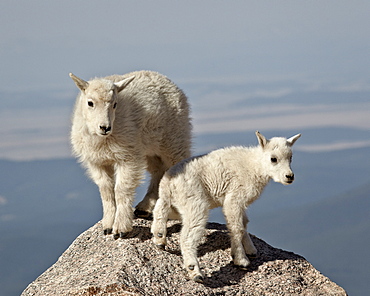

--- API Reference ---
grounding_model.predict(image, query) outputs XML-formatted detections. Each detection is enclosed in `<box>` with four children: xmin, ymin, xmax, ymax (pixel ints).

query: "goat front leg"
<box><xmin>242</xmin><ymin>211</ymin><xmax>257</xmax><ymax>258</ymax></box>
<box><xmin>223</xmin><ymin>199</ymin><xmax>250</xmax><ymax>269</ymax></box>
<box><xmin>87</xmin><ymin>163</ymin><xmax>116</xmax><ymax>235</ymax></box>
<box><xmin>113</xmin><ymin>162</ymin><xmax>143</xmax><ymax>239</ymax></box>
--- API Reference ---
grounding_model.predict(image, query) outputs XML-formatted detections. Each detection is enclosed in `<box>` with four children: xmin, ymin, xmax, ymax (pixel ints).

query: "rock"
<box><xmin>21</xmin><ymin>219</ymin><xmax>347</xmax><ymax>296</ymax></box>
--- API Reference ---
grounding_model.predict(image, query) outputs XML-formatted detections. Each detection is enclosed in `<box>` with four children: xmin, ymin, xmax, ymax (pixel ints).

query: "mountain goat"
<box><xmin>70</xmin><ymin>71</ymin><xmax>191</xmax><ymax>239</ymax></box>
<box><xmin>151</xmin><ymin>131</ymin><xmax>301</xmax><ymax>282</ymax></box>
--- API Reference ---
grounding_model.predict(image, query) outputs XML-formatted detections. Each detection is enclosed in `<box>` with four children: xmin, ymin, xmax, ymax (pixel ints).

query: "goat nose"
<box><xmin>99</xmin><ymin>125</ymin><xmax>111</xmax><ymax>133</ymax></box>
<box><xmin>286</xmin><ymin>174</ymin><xmax>294</xmax><ymax>180</ymax></box>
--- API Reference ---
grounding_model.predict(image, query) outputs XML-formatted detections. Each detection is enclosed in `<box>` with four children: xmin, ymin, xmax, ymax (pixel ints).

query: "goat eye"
<box><xmin>271</xmin><ymin>157</ymin><xmax>278</xmax><ymax>163</ymax></box>
<box><xmin>113</xmin><ymin>102</ymin><xmax>117</xmax><ymax>109</ymax></box>
<box><xmin>88</xmin><ymin>101</ymin><xmax>94</xmax><ymax>108</ymax></box>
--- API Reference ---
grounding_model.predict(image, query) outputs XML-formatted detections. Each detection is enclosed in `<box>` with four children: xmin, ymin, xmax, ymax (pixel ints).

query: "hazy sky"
<box><xmin>1</xmin><ymin>1</ymin><xmax>369</xmax><ymax>89</ymax></box>
<box><xmin>1</xmin><ymin>1</ymin><xmax>370</xmax><ymax>159</ymax></box>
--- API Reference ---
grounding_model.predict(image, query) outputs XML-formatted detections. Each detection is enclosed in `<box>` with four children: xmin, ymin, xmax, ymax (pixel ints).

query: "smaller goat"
<box><xmin>151</xmin><ymin>131</ymin><xmax>301</xmax><ymax>282</ymax></box>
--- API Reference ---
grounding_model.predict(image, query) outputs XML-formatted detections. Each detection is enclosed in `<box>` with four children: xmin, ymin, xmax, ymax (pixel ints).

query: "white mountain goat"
<box><xmin>70</xmin><ymin>71</ymin><xmax>191</xmax><ymax>239</ymax></box>
<box><xmin>151</xmin><ymin>131</ymin><xmax>301</xmax><ymax>282</ymax></box>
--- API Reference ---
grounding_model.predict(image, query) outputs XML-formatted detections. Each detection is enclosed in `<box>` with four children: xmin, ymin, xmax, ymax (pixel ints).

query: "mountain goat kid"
<box><xmin>70</xmin><ymin>71</ymin><xmax>191</xmax><ymax>239</ymax></box>
<box><xmin>151</xmin><ymin>131</ymin><xmax>301</xmax><ymax>282</ymax></box>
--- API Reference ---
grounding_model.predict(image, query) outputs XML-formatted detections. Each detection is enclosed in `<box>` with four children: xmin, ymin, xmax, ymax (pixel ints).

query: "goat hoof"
<box><xmin>232</xmin><ymin>259</ymin><xmax>249</xmax><ymax>270</ymax></box>
<box><xmin>134</xmin><ymin>209</ymin><xmax>153</xmax><ymax>220</ymax></box>
<box><xmin>113</xmin><ymin>231</ymin><xmax>129</xmax><ymax>240</ymax></box>
<box><xmin>119</xmin><ymin>232</ymin><xmax>128</xmax><ymax>239</ymax></box>
<box><xmin>236</xmin><ymin>264</ymin><xmax>249</xmax><ymax>270</ymax></box>
<box><xmin>193</xmin><ymin>275</ymin><xmax>204</xmax><ymax>283</ymax></box>
<box><xmin>156</xmin><ymin>244</ymin><xmax>166</xmax><ymax>250</ymax></box>
<box><xmin>103</xmin><ymin>228</ymin><xmax>112</xmax><ymax>235</ymax></box>
<box><xmin>248</xmin><ymin>253</ymin><xmax>257</xmax><ymax>259</ymax></box>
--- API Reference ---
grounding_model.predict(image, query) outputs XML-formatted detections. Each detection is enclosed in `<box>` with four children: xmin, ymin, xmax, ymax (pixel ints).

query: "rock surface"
<box><xmin>22</xmin><ymin>219</ymin><xmax>346</xmax><ymax>296</ymax></box>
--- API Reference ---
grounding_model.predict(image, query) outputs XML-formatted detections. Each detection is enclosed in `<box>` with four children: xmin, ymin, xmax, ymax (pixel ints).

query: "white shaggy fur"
<box><xmin>70</xmin><ymin>70</ymin><xmax>191</xmax><ymax>239</ymax></box>
<box><xmin>151</xmin><ymin>131</ymin><xmax>301</xmax><ymax>282</ymax></box>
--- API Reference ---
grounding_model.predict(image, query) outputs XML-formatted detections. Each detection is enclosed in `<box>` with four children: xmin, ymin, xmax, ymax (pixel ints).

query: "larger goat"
<box><xmin>151</xmin><ymin>131</ymin><xmax>301</xmax><ymax>282</ymax></box>
<box><xmin>70</xmin><ymin>71</ymin><xmax>191</xmax><ymax>239</ymax></box>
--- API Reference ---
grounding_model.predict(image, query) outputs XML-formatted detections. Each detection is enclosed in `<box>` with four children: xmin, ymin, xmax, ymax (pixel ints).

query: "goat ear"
<box><xmin>287</xmin><ymin>134</ymin><xmax>301</xmax><ymax>146</ymax></box>
<box><xmin>115</xmin><ymin>75</ymin><xmax>135</xmax><ymax>93</ymax></box>
<box><xmin>69</xmin><ymin>73</ymin><xmax>89</xmax><ymax>92</ymax></box>
<box><xmin>256</xmin><ymin>131</ymin><xmax>268</xmax><ymax>148</ymax></box>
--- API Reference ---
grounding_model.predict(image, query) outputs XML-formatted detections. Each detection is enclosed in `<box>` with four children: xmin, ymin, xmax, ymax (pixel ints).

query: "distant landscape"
<box><xmin>0</xmin><ymin>126</ymin><xmax>369</xmax><ymax>296</ymax></box>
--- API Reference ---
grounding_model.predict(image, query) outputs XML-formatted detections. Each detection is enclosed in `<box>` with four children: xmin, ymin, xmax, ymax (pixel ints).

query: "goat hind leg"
<box><xmin>135</xmin><ymin>155</ymin><xmax>167</xmax><ymax>219</ymax></box>
<box><xmin>151</xmin><ymin>198</ymin><xmax>170</xmax><ymax>249</ymax></box>
<box><xmin>180</xmin><ymin>206</ymin><xmax>208</xmax><ymax>283</ymax></box>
